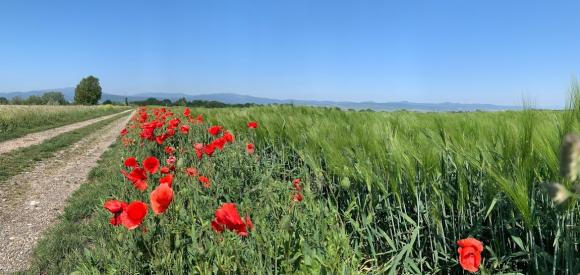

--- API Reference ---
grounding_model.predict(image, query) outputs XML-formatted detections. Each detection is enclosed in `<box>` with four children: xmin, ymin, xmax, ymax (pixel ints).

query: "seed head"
<box><xmin>560</xmin><ymin>133</ymin><xmax>580</xmax><ymax>181</ymax></box>
<box><xmin>546</xmin><ymin>183</ymin><xmax>571</xmax><ymax>204</ymax></box>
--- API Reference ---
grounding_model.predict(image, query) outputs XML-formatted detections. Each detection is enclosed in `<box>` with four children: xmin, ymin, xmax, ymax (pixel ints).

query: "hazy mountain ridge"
<box><xmin>0</xmin><ymin>88</ymin><xmax>522</xmax><ymax>111</ymax></box>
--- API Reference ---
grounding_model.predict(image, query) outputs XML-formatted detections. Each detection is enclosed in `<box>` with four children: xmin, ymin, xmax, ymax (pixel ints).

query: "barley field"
<box><xmin>24</xmin><ymin>88</ymin><xmax>579</xmax><ymax>274</ymax></box>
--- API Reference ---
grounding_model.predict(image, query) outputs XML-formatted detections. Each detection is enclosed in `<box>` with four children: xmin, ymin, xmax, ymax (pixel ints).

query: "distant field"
<box><xmin>28</xmin><ymin>103</ymin><xmax>579</xmax><ymax>274</ymax></box>
<box><xmin>0</xmin><ymin>105</ymin><xmax>129</xmax><ymax>142</ymax></box>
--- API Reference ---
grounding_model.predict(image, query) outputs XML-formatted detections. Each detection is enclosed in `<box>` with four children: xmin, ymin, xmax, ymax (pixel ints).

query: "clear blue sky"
<box><xmin>0</xmin><ymin>0</ymin><xmax>578</xmax><ymax>107</ymax></box>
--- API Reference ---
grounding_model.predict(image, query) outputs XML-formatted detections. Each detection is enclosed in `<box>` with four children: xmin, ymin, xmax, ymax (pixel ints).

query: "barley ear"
<box><xmin>559</xmin><ymin>133</ymin><xmax>580</xmax><ymax>181</ymax></box>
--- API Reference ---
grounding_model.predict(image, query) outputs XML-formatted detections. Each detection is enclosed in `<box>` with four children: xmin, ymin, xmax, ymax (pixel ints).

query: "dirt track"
<box><xmin>0</xmin><ymin>111</ymin><xmax>133</xmax><ymax>274</ymax></box>
<box><xmin>0</xmin><ymin>109</ymin><xmax>132</xmax><ymax>156</ymax></box>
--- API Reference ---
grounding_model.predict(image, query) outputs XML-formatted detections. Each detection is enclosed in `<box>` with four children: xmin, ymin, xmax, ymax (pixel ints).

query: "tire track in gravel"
<box><xmin>0</xmin><ymin>109</ymin><xmax>132</xmax><ymax>156</ymax></box>
<box><xmin>0</xmin><ymin>110</ymin><xmax>134</xmax><ymax>274</ymax></box>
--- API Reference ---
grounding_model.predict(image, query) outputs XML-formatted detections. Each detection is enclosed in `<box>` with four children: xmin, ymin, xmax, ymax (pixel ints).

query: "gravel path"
<box><xmin>0</xmin><ymin>111</ymin><xmax>134</xmax><ymax>274</ymax></box>
<box><xmin>0</xmin><ymin>109</ymin><xmax>132</xmax><ymax>156</ymax></box>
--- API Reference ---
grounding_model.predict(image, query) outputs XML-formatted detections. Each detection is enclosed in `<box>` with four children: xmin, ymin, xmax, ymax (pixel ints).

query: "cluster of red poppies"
<box><xmin>104</xmin><ymin>155</ymin><xmax>174</xmax><ymax>229</ymax></box>
<box><xmin>104</xmin><ymin>107</ymin><xmax>261</xmax><ymax>236</ymax></box>
<box><xmin>291</xmin><ymin>178</ymin><xmax>303</xmax><ymax>202</ymax></box>
<box><xmin>193</xmin><ymin>126</ymin><xmax>235</xmax><ymax>160</ymax></box>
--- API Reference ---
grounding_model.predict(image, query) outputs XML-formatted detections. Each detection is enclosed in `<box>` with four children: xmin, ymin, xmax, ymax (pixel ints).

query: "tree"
<box><xmin>175</xmin><ymin>97</ymin><xmax>188</xmax><ymax>106</ymax></box>
<box><xmin>162</xmin><ymin>99</ymin><xmax>172</xmax><ymax>106</ymax></box>
<box><xmin>26</xmin><ymin>95</ymin><xmax>44</xmax><ymax>105</ymax></box>
<box><xmin>41</xmin><ymin>91</ymin><xmax>67</xmax><ymax>105</ymax></box>
<box><xmin>74</xmin><ymin>75</ymin><xmax>102</xmax><ymax>105</ymax></box>
<box><xmin>10</xmin><ymin>96</ymin><xmax>23</xmax><ymax>105</ymax></box>
<box><xmin>0</xmin><ymin>97</ymin><xmax>8</xmax><ymax>105</ymax></box>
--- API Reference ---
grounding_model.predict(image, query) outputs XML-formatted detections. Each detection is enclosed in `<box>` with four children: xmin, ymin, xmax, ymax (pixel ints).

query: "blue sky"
<box><xmin>0</xmin><ymin>1</ymin><xmax>578</xmax><ymax>107</ymax></box>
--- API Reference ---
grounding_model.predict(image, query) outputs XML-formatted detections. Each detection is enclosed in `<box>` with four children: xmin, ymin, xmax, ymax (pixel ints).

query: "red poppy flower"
<box><xmin>166</xmin><ymin>128</ymin><xmax>176</xmax><ymax>137</ymax></box>
<box><xmin>457</xmin><ymin>238</ymin><xmax>484</xmax><ymax>273</ymax></box>
<box><xmin>121</xmin><ymin>201</ymin><xmax>148</xmax><ymax>230</ymax></box>
<box><xmin>198</xmin><ymin>175</ymin><xmax>211</xmax><ymax>188</ymax></box>
<box><xmin>143</xmin><ymin>156</ymin><xmax>160</xmax><ymax>174</ymax></box>
<box><xmin>160</xmin><ymin>166</ymin><xmax>170</xmax><ymax>174</ymax></box>
<box><xmin>150</xmin><ymin>184</ymin><xmax>173</xmax><ymax>215</ymax></box>
<box><xmin>246</xmin><ymin>143</ymin><xmax>255</xmax><ymax>154</ymax></box>
<box><xmin>120</xmin><ymin>128</ymin><xmax>128</xmax><ymax>136</ymax></box>
<box><xmin>186</xmin><ymin>167</ymin><xmax>197</xmax><ymax>177</ymax></box>
<box><xmin>212</xmin><ymin>137</ymin><xmax>227</xmax><ymax>150</ymax></box>
<box><xmin>156</xmin><ymin>135</ymin><xmax>166</xmax><ymax>145</ymax></box>
<box><xmin>168</xmin><ymin>118</ymin><xmax>181</xmax><ymax>128</ymax></box>
<box><xmin>183</xmin><ymin>108</ymin><xmax>191</xmax><ymax>117</ymax></box>
<box><xmin>211</xmin><ymin>203</ymin><xmax>252</xmax><ymax>236</ymax></box>
<box><xmin>180</xmin><ymin>125</ymin><xmax>190</xmax><ymax>134</ymax></box>
<box><xmin>223</xmin><ymin>131</ymin><xmax>235</xmax><ymax>143</ymax></box>
<box><xmin>129</xmin><ymin>167</ymin><xmax>147</xmax><ymax>180</ymax></box>
<box><xmin>197</xmin><ymin>114</ymin><xmax>203</xmax><ymax>123</ymax></box>
<box><xmin>194</xmin><ymin>143</ymin><xmax>204</xmax><ymax>159</ymax></box>
<box><xmin>204</xmin><ymin>144</ymin><xmax>215</xmax><ymax>156</ymax></box>
<box><xmin>292</xmin><ymin>178</ymin><xmax>302</xmax><ymax>191</ymax></box>
<box><xmin>159</xmin><ymin>174</ymin><xmax>174</xmax><ymax>187</ymax></box>
<box><xmin>211</xmin><ymin>220</ymin><xmax>224</xmax><ymax>233</ymax></box>
<box><xmin>247</xmin><ymin>121</ymin><xmax>258</xmax><ymax>129</ymax></box>
<box><xmin>133</xmin><ymin>180</ymin><xmax>148</xmax><ymax>191</ymax></box>
<box><xmin>121</xmin><ymin>168</ymin><xmax>148</xmax><ymax>191</ymax></box>
<box><xmin>208</xmin><ymin>126</ymin><xmax>222</xmax><ymax>136</ymax></box>
<box><xmin>124</xmin><ymin>157</ymin><xmax>138</xmax><ymax>168</ymax></box>
<box><xmin>164</xmin><ymin>146</ymin><xmax>176</xmax><ymax>155</ymax></box>
<box><xmin>103</xmin><ymin>200</ymin><xmax>127</xmax><ymax>226</ymax></box>
<box><xmin>293</xmin><ymin>193</ymin><xmax>303</xmax><ymax>202</ymax></box>
<box><xmin>166</xmin><ymin>156</ymin><xmax>176</xmax><ymax>165</ymax></box>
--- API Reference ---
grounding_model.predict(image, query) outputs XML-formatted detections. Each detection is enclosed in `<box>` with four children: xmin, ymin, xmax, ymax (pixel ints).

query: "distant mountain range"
<box><xmin>0</xmin><ymin>87</ymin><xmax>523</xmax><ymax>112</ymax></box>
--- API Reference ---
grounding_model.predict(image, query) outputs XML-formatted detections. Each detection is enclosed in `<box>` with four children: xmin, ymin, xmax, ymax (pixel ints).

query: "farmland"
<box><xmin>22</xmin><ymin>98</ymin><xmax>579</xmax><ymax>273</ymax></box>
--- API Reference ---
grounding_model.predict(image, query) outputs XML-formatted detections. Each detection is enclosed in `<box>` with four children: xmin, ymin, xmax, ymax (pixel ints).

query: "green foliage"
<box><xmin>74</xmin><ymin>75</ymin><xmax>102</xmax><ymax>105</ymax></box>
<box><xmin>42</xmin><ymin>91</ymin><xmax>68</xmax><ymax>105</ymax></box>
<box><xmin>4</xmin><ymin>91</ymin><xmax>68</xmax><ymax>105</ymax></box>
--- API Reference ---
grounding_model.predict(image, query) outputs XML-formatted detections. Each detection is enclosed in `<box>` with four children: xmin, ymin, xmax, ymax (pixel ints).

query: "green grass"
<box><xmin>0</xmin><ymin>105</ymin><xmax>129</xmax><ymax>142</ymax></box>
<box><xmin>24</xmin><ymin>86</ymin><xmax>580</xmax><ymax>274</ymax></box>
<box><xmin>0</xmin><ymin>111</ymin><xmax>129</xmax><ymax>184</ymax></box>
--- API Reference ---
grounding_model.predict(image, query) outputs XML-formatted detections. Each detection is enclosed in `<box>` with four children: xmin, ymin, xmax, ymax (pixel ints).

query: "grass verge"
<box><xmin>20</xmin><ymin>142</ymin><xmax>124</xmax><ymax>274</ymax></box>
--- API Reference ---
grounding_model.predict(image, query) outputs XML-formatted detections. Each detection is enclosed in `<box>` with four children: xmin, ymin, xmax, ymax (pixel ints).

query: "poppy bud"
<box><xmin>340</xmin><ymin>177</ymin><xmax>351</xmax><ymax>189</ymax></box>
<box><xmin>176</xmin><ymin>157</ymin><xmax>185</xmax><ymax>169</ymax></box>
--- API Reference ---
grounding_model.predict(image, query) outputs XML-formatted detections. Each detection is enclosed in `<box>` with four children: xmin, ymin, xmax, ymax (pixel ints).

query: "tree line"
<box><xmin>1</xmin><ymin>75</ymin><xmax>257</xmax><ymax>108</ymax></box>
<box><xmin>0</xmin><ymin>91</ymin><xmax>68</xmax><ymax>105</ymax></box>
<box><xmin>129</xmin><ymin>97</ymin><xmax>256</xmax><ymax>108</ymax></box>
